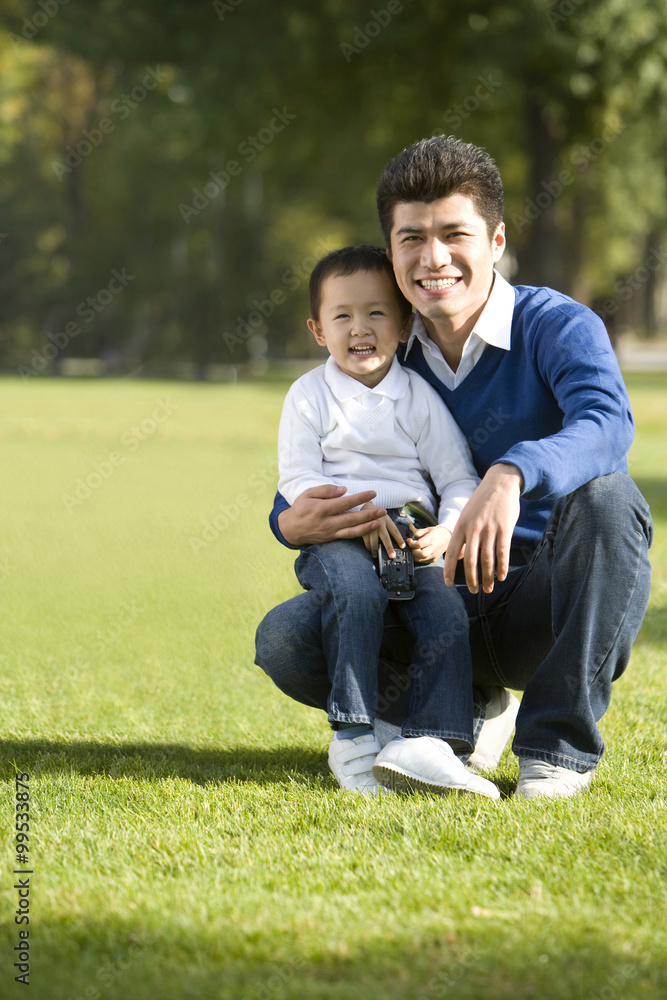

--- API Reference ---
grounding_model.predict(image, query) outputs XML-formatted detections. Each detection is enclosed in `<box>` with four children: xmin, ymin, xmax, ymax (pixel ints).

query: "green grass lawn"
<box><xmin>0</xmin><ymin>372</ymin><xmax>665</xmax><ymax>1000</ymax></box>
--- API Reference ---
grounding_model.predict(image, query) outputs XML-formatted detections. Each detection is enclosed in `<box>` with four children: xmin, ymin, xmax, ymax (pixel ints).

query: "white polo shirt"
<box><xmin>277</xmin><ymin>355</ymin><xmax>480</xmax><ymax>532</ymax></box>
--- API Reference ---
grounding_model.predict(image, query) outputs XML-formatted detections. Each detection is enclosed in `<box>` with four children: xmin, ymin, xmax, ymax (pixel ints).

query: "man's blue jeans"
<box><xmin>255</xmin><ymin>473</ymin><xmax>653</xmax><ymax>771</ymax></box>
<box><xmin>294</xmin><ymin>534</ymin><xmax>475</xmax><ymax>748</ymax></box>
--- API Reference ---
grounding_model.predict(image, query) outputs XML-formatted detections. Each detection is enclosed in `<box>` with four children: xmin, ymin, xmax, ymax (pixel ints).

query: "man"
<box><xmin>256</xmin><ymin>136</ymin><xmax>653</xmax><ymax>799</ymax></box>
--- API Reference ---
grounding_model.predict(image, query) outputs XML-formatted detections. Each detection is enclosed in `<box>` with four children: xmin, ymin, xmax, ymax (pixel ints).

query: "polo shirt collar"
<box><xmin>324</xmin><ymin>354</ymin><xmax>409</xmax><ymax>401</ymax></box>
<box><xmin>404</xmin><ymin>269</ymin><xmax>515</xmax><ymax>358</ymax></box>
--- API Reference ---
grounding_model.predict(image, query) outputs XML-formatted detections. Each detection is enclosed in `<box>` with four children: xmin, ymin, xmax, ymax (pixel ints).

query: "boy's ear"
<box><xmin>307</xmin><ymin>318</ymin><xmax>327</xmax><ymax>347</ymax></box>
<box><xmin>399</xmin><ymin>313</ymin><xmax>414</xmax><ymax>343</ymax></box>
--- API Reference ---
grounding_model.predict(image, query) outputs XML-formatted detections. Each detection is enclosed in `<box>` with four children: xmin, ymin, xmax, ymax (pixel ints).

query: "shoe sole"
<box><xmin>372</xmin><ymin>762</ymin><xmax>497</xmax><ymax>799</ymax></box>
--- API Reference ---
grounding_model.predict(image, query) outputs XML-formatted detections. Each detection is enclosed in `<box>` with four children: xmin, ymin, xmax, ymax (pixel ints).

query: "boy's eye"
<box><xmin>370</xmin><ymin>310</ymin><xmax>385</xmax><ymax>316</ymax></box>
<box><xmin>334</xmin><ymin>313</ymin><xmax>350</xmax><ymax>320</ymax></box>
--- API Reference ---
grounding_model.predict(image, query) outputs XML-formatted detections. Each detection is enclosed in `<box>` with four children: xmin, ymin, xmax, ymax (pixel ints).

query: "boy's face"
<box><xmin>307</xmin><ymin>269</ymin><xmax>411</xmax><ymax>388</ymax></box>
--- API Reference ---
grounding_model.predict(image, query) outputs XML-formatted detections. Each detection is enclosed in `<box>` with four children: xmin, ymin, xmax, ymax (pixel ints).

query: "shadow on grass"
<box><xmin>17</xmin><ymin>916</ymin><xmax>667</xmax><ymax>1000</ymax></box>
<box><xmin>0</xmin><ymin>739</ymin><xmax>520</xmax><ymax>796</ymax></box>
<box><xmin>0</xmin><ymin>739</ymin><xmax>329</xmax><ymax>786</ymax></box>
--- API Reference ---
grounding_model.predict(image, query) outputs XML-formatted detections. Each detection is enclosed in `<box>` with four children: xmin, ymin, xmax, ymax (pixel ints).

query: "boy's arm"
<box><xmin>273</xmin><ymin>382</ymin><xmax>386</xmax><ymax>547</ymax></box>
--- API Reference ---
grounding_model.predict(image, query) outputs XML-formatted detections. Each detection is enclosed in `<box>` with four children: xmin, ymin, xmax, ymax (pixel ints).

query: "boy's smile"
<box><xmin>307</xmin><ymin>270</ymin><xmax>412</xmax><ymax>388</ymax></box>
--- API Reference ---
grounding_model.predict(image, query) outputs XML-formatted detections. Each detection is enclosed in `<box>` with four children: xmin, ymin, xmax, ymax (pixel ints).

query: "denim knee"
<box><xmin>552</xmin><ymin>472</ymin><xmax>653</xmax><ymax>547</ymax></box>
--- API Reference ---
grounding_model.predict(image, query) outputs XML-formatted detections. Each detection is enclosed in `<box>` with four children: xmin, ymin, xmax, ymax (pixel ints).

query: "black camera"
<box><xmin>375</xmin><ymin>502</ymin><xmax>437</xmax><ymax>600</ymax></box>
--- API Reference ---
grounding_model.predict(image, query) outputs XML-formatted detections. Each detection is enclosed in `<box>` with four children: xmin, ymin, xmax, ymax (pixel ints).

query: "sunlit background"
<box><xmin>1</xmin><ymin>0</ymin><xmax>666</xmax><ymax>380</ymax></box>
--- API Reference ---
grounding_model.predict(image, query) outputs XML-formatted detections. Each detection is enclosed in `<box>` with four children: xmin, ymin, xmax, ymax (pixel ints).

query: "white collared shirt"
<box><xmin>404</xmin><ymin>270</ymin><xmax>516</xmax><ymax>389</ymax></box>
<box><xmin>278</xmin><ymin>355</ymin><xmax>480</xmax><ymax>531</ymax></box>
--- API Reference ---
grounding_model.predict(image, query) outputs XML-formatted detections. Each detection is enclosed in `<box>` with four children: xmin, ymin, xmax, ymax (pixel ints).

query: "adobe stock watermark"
<box><xmin>0</xmin><ymin>551</ymin><xmax>16</xmax><ymax>586</ymax></box>
<box><xmin>189</xmin><ymin>460</ymin><xmax>279</xmax><ymax>553</ymax></box>
<box><xmin>179</xmin><ymin>107</ymin><xmax>296</xmax><ymax>223</ymax></box>
<box><xmin>241</xmin><ymin>958</ymin><xmax>305</xmax><ymax>1000</ymax></box>
<box><xmin>9</xmin><ymin>0</ymin><xmax>70</xmax><ymax>48</ymax></box>
<box><xmin>61</xmin><ymin>397</ymin><xmax>180</xmax><ymax>512</ymax></box>
<box><xmin>213</xmin><ymin>0</ymin><xmax>242</xmax><ymax>20</ymax></box>
<box><xmin>466</xmin><ymin>406</ymin><xmax>511</xmax><ymax>453</ymax></box>
<box><xmin>65</xmin><ymin>932</ymin><xmax>158</xmax><ymax>1000</ymax></box>
<box><xmin>52</xmin><ymin>67</ymin><xmax>168</xmax><ymax>181</ymax></box>
<box><xmin>18</xmin><ymin>268</ymin><xmax>135</xmax><ymax>381</ymax></box>
<box><xmin>511</xmin><ymin>121</ymin><xmax>628</xmax><ymax>234</ymax></box>
<box><xmin>222</xmin><ymin>242</ymin><xmax>330</xmax><ymax>352</ymax></box>
<box><xmin>417</xmin><ymin>943</ymin><xmax>477</xmax><ymax>998</ymax></box>
<box><xmin>340</xmin><ymin>0</ymin><xmax>413</xmax><ymax>63</ymax></box>
<box><xmin>546</xmin><ymin>0</ymin><xmax>586</xmax><ymax>30</ymax></box>
<box><xmin>431</xmin><ymin>74</ymin><xmax>502</xmax><ymax>132</ymax></box>
<box><xmin>587</xmin><ymin>964</ymin><xmax>638</xmax><ymax>1000</ymax></box>
<box><xmin>595</xmin><ymin>244</ymin><xmax>667</xmax><ymax>323</ymax></box>
<box><xmin>68</xmin><ymin>600</ymin><xmax>145</xmax><ymax>672</ymax></box>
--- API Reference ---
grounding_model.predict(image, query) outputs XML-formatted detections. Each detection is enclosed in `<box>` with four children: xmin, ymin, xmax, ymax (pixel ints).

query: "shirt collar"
<box><xmin>323</xmin><ymin>354</ymin><xmax>409</xmax><ymax>401</ymax></box>
<box><xmin>404</xmin><ymin>269</ymin><xmax>515</xmax><ymax>359</ymax></box>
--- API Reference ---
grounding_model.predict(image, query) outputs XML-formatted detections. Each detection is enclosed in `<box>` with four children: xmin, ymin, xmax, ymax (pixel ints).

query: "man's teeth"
<box><xmin>349</xmin><ymin>346</ymin><xmax>375</xmax><ymax>355</ymax></box>
<box><xmin>420</xmin><ymin>277</ymin><xmax>459</xmax><ymax>289</ymax></box>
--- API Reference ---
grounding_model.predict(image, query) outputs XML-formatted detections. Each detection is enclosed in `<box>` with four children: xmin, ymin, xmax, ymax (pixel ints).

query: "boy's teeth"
<box><xmin>350</xmin><ymin>346</ymin><xmax>375</xmax><ymax>354</ymax></box>
<box><xmin>420</xmin><ymin>277</ymin><xmax>458</xmax><ymax>289</ymax></box>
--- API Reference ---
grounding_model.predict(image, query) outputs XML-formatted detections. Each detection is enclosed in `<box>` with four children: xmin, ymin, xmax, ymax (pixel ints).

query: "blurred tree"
<box><xmin>0</xmin><ymin>0</ymin><xmax>665</xmax><ymax>373</ymax></box>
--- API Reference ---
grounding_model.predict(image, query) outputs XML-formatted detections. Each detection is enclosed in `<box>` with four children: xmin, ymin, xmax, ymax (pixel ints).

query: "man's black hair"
<box><xmin>376</xmin><ymin>136</ymin><xmax>504</xmax><ymax>244</ymax></box>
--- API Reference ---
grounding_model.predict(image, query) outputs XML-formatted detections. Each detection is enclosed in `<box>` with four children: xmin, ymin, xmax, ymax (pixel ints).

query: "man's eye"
<box><xmin>370</xmin><ymin>310</ymin><xmax>385</xmax><ymax>316</ymax></box>
<box><xmin>334</xmin><ymin>313</ymin><xmax>349</xmax><ymax>320</ymax></box>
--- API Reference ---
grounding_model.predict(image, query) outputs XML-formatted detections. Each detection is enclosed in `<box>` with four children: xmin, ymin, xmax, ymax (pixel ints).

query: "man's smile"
<box><xmin>417</xmin><ymin>277</ymin><xmax>461</xmax><ymax>290</ymax></box>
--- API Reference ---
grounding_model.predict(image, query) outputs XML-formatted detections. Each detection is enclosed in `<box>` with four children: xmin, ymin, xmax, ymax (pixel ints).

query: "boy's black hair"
<box><xmin>309</xmin><ymin>245</ymin><xmax>412</xmax><ymax>322</ymax></box>
<box><xmin>376</xmin><ymin>136</ymin><xmax>504</xmax><ymax>244</ymax></box>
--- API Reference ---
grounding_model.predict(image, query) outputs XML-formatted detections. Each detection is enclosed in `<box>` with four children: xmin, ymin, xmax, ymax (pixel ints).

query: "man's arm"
<box><xmin>443</xmin><ymin>463</ymin><xmax>522</xmax><ymax>593</ymax></box>
<box><xmin>274</xmin><ymin>486</ymin><xmax>386</xmax><ymax>547</ymax></box>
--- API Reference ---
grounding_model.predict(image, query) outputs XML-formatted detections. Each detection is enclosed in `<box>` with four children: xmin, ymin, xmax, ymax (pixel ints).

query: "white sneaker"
<box><xmin>514</xmin><ymin>757</ymin><xmax>595</xmax><ymax>800</ymax></box>
<box><xmin>465</xmin><ymin>687</ymin><xmax>520</xmax><ymax>774</ymax></box>
<box><xmin>328</xmin><ymin>732</ymin><xmax>382</xmax><ymax>795</ymax></box>
<box><xmin>372</xmin><ymin>736</ymin><xmax>500</xmax><ymax>799</ymax></box>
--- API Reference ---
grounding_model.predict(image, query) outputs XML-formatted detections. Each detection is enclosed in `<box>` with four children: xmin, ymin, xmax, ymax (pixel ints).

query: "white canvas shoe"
<box><xmin>465</xmin><ymin>687</ymin><xmax>520</xmax><ymax>774</ymax></box>
<box><xmin>328</xmin><ymin>732</ymin><xmax>383</xmax><ymax>794</ymax></box>
<box><xmin>514</xmin><ymin>757</ymin><xmax>595</xmax><ymax>799</ymax></box>
<box><xmin>372</xmin><ymin>736</ymin><xmax>500</xmax><ymax>799</ymax></box>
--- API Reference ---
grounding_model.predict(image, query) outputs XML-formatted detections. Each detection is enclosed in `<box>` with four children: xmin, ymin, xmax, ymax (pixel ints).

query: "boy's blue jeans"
<box><xmin>293</xmin><ymin>513</ymin><xmax>475</xmax><ymax>748</ymax></box>
<box><xmin>255</xmin><ymin>473</ymin><xmax>653</xmax><ymax>772</ymax></box>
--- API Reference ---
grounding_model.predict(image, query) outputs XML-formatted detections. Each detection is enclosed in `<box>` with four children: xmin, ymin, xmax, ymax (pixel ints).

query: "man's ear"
<box><xmin>385</xmin><ymin>245</ymin><xmax>393</xmax><ymax>263</ymax></box>
<box><xmin>399</xmin><ymin>313</ymin><xmax>414</xmax><ymax>343</ymax></box>
<box><xmin>307</xmin><ymin>318</ymin><xmax>327</xmax><ymax>348</ymax></box>
<box><xmin>492</xmin><ymin>222</ymin><xmax>506</xmax><ymax>262</ymax></box>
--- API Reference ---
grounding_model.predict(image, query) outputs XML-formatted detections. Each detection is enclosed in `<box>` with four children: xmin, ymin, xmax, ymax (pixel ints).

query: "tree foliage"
<box><xmin>1</xmin><ymin>0</ymin><xmax>666</xmax><ymax>374</ymax></box>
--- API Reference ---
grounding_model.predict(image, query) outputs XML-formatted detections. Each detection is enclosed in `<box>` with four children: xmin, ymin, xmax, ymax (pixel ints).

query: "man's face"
<box><xmin>307</xmin><ymin>269</ymin><xmax>410</xmax><ymax>388</ymax></box>
<box><xmin>388</xmin><ymin>194</ymin><xmax>505</xmax><ymax>332</ymax></box>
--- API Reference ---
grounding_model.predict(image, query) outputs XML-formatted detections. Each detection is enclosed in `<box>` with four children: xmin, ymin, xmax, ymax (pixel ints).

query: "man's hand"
<box><xmin>443</xmin><ymin>464</ymin><xmax>523</xmax><ymax>593</ymax></box>
<box><xmin>277</xmin><ymin>484</ymin><xmax>386</xmax><ymax>547</ymax></box>
<box><xmin>361</xmin><ymin>503</ymin><xmax>406</xmax><ymax>558</ymax></box>
<box><xmin>406</xmin><ymin>524</ymin><xmax>452</xmax><ymax>564</ymax></box>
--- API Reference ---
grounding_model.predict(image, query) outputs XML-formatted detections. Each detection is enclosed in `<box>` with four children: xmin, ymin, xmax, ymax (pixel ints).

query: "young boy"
<box><xmin>276</xmin><ymin>246</ymin><xmax>499</xmax><ymax>799</ymax></box>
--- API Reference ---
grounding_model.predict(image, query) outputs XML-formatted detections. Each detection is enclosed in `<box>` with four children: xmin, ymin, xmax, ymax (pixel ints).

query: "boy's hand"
<box><xmin>406</xmin><ymin>524</ymin><xmax>452</xmax><ymax>564</ymax></box>
<box><xmin>360</xmin><ymin>503</ymin><xmax>405</xmax><ymax>558</ymax></box>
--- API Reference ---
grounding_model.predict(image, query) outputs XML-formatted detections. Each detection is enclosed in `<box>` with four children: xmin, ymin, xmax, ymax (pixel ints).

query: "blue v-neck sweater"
<box><xmin>270</xmin><ymin>284</ymin><xmax>634</xmax><ymax>552</ymax></box>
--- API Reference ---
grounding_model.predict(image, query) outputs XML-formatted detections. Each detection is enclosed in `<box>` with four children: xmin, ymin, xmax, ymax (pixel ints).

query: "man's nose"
<box><xmin>420</xmin><ymin>239</ymin><xmax>452</xmax><ymax>269</ymax></box>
